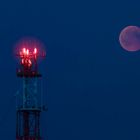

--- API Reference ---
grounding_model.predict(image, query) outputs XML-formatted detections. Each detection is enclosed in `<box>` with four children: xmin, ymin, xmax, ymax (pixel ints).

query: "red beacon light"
<box><xmin>19</xmin><ymin>47</ymin><xmax>39</xmax><ymax>59</ymax></box>
<box><xmin>20</xmin><ymin>48</ymin><xmax>29</xmax><ymax>57</ymax></box>
<box><xmin>16</xmin><ymin>46</ymin><xmax>45</xmax><ymax>77</ymax></box>
<box><xmin>34</xmin><ymin>48</ymin><xmax>37</xmax><ymax>54</ymax></box>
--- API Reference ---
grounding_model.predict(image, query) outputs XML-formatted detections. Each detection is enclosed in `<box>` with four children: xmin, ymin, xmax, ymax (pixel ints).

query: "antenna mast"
<box><xmin>15</xmin><ymin>43</ymin><xmax>46</xmax><ymax>140</ymax></box>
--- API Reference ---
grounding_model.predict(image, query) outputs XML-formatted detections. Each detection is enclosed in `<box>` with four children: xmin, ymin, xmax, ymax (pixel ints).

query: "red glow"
<box><xmin>19</xmin><ymin>47</ymin><xmax>39</xmax><ymax>67</ymax></box>
<box><xmin>34</xmin><ymin>48</ymin><xmax>37</xmax><ymax>54</ymax></box>
<box><xmin>28</xmin><ymin>59</ymin><xmax>32</xmax><ymax>66</ymax></box>
<box><xmin>20</xmin><ymin>48</ymin><xmax>38</xmax><ymax>57</ymax></box>
<box><xmin>21</xmin><ymin>59</ymin><xmax>24</xmax><ymax>64</ymax></box>
<box><xmin>22</xmin><ymin>48</ymin><xmax>28</xmax><ymax>56</ymax></box>
<box><xmin>15</xmin><ymin>37</ymin><xmax>46</xmax><ymax>69</ymax></box>
<box><xmin>26</xmin><ymin>49</ymin><xmax>29</xmax><ymax>55</ymax></box>
<box><xmin>21</xmin><ymin>57</ymin><xmax>32</xmax><ymax>67</ymax></box>
<box><xmin>15</xmin><ymin>37</ymin><xmax>46</xmax><ymax>61</ymax></box>
<box><xmin>23</xmin><ymin>48</ymin><xmax>26</xmax><ymax>55</ymax></box>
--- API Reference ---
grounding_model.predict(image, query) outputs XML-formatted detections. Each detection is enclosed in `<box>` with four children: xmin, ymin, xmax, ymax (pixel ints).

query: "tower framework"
<box><xmin>16</xmin><ymin>47</ymin><xmax>45</xmax><ymax>140</ymax></box>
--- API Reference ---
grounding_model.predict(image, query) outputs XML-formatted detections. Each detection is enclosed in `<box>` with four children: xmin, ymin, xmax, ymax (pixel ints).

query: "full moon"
<box><xmin>119</xmin><ymin>26</ymin><xmax>140</xmax><ymax>51</ymax></box>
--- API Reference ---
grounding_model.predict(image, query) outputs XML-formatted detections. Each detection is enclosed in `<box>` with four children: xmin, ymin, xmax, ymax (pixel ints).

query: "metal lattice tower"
<box><xmin>15</xmin><ymin>46</ymin><xmax>46</xmax><ymax>140</ymax></box>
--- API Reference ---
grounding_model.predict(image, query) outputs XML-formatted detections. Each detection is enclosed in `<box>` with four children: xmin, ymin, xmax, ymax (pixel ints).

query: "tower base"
<box><xmin>16</xmin><ymin>108</ymin><xmax>41</xmax><ymax>140</ymax></box>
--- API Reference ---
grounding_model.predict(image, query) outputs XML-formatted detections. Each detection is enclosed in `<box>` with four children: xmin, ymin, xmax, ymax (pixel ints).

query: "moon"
<box><xmin>119</xmin><ymin>26</ymin><xmax>140</xmax><ymax>51</ymax></box>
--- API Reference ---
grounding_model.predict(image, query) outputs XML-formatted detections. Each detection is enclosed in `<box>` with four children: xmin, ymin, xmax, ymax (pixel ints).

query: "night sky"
<box><xmin>0</xmin><ymin>0</ymin><xmax>140</xmax><ymax>140</ymax></box>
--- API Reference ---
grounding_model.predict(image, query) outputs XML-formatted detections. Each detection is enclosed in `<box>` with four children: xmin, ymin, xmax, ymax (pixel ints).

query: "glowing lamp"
<box><xmin>26</xmin><ymin>49</ymin><xmax>29</xmax><ymax>55</ymax></box>
<box><xmin>34</xmin><ymin>48</ymin><xmax>37</xmax><ymax>54</ymax></box>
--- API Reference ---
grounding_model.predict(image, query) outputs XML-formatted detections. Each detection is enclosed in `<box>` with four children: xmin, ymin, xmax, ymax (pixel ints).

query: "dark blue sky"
<box><xmin>0</xmin><ymin>0</ymin><xmax>140</xmax><ymax>139</ymax></box>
